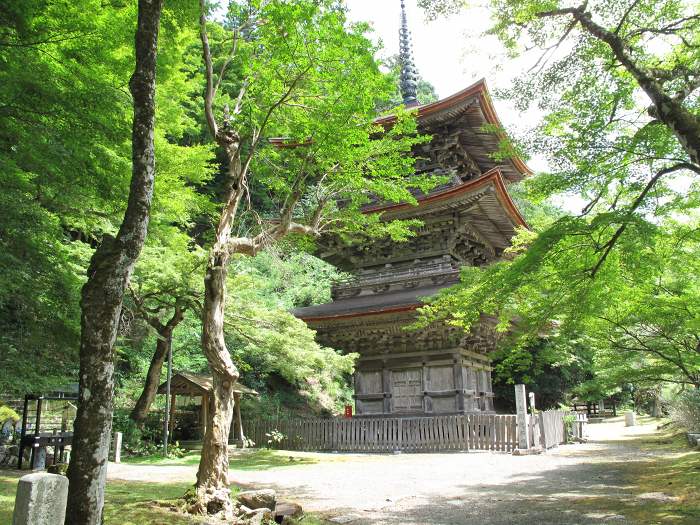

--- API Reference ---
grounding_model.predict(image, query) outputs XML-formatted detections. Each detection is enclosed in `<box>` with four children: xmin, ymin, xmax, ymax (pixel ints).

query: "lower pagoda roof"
<box><xmin>294</xmin><ymin>283</ymin><xmax>447</xmax><ymax>322</ymax></box>
<box><xmin>365</xmin><ymin>167</ymin><xmax>526</xmax><ymax>234</ymax></box>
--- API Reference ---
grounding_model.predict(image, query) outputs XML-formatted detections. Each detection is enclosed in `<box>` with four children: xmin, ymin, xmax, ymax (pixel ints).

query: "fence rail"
<box><xmin>247</xmin><ymin>414</ymin><xmax>518</xmax><ymax>453</ymax></box>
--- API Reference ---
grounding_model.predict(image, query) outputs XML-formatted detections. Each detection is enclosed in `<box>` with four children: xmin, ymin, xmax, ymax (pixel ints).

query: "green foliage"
<box><xmin>0</xmin><ymin>404</ymin><xmax>19</xmax><ymax>423</ymax></box>
<box><xmin>264</xmin><ymin>429</ymin><xmax>285</xmax><ymax>449</ymax></box>
<box><xmin>225</xmin><ymin>252</ymin><xmax>357</xmax><ymax>414</ymax></box>
<box><xmin>114</xmin><ymin>248</ymin><xmax>355</xmax><ymax>417</ymax></box>
<box><xmin>416</xmin><ymin>0</ymin><xmax>700</xmax><ymax>397</ymax></box>
<box><xmin>200</xmin><ymin>0</ymin><xmax>436</xmax><ymax>247</ymax></box>
<box><xmin>422</xmin><ymin>215</ymin><xmax>700</xmax><ymax>391</ymax></box>
<box><xmin>0</xmin><ymin>0</ymin><xmax>214</xmax><ymax>396</ymax></box>
<box><xmin>491</xmin><ymin>337</ymin><xmax>594</xmax><ymax>411</ymax></box>
<box><xmin>418</xmin><ymin>0</ymin><xmax>468</xmax><ymax>21</ymax></box>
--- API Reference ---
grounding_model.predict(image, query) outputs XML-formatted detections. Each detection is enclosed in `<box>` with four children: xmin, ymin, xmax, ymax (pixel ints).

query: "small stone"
<box><xmin>247</xmin><ymin>508</ymin><xmax>273</xmax><ymax>525</ymax></box>
<box><xmin>243</xmin><ymin>507</ymin><xmax>272</xmax><ymax>518</ymax></box>
<box><xmin>237</xmin><ymin>489</ymin><xmax>276</xmax><ymax>510</ymax></box>
<box><xmin>275</xmin><ymin>501</ymin><xmax>303</xmax><ymax>521</ymax></box>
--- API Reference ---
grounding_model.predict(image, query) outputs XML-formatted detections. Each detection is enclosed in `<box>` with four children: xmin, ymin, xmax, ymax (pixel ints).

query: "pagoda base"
<box><xmin>353</xmin><ymin>349</ymin><xmax>495</xmax><ymax>416</ymax></box>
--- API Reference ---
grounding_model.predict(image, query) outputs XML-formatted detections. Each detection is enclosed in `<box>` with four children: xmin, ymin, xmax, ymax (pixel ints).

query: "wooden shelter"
<box><xmin>157</xmin><ymin>372</ymin><xmax>258</xmax><ymax>445</ymax></box>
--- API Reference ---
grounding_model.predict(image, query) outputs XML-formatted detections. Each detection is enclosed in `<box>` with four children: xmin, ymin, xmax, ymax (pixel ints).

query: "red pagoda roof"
<box><xmin>375</xmin><ymin>78</ymin><xmax>532</xmax><ymax>182</ymax></box>
<box><xmin>363</xmin><ymin>167</ymin><xmax>527</xmax><ymax>229</ymax></box>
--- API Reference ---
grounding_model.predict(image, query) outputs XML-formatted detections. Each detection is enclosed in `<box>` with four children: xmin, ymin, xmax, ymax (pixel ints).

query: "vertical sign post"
<box><xmin>515</xmin><ymin>384</ymin><xmax>530</xmax><ymax>450</ymax></box>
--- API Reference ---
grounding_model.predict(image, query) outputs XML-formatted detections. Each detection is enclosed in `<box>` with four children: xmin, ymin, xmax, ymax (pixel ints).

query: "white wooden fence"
<box><xmin>529</xmin><ymin>410</ymin><xmax>586</xmax><ymax>450</ymax></box>
<box><xmin>247</xmin><ymin>414</ymin><xmax>518</xmax><ymax>453</ymax></box>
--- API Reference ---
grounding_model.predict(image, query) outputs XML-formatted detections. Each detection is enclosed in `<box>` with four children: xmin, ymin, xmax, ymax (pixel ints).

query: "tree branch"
<box><xmin>198</xmin><ymin>0</ymin><xmax>218</xmax><ymax>139</ymax></box>
<box><xmin>589</xmin><ymin>163</ymin><xmax>699</xmax><ymax>277</ymax></box>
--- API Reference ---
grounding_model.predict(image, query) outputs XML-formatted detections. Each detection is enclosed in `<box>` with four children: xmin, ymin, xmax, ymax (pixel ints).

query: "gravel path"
<box><xmin>107</xmin><ymin>418</ymin><xmax>668</xmax><ymax>524</ymax></box>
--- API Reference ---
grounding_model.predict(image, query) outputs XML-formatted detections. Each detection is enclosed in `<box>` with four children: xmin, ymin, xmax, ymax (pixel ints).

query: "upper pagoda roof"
<box><xmin>375</xmin><ymin>78</ymin><xmax>532</xmax><ymax>183</ymax></box>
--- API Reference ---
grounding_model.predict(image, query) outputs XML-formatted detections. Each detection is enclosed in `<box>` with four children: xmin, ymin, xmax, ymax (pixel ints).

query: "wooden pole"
<box><xmin>201</xmin><ymin>392</ymin><xmax>208</xmax><ymax>440</ymax></box>
<box><xmin>234</xmin><ymin>393</ymin><xmax>243</xmax><ymax>447</ymax></box>
<box><xmin>163</xmin><ymin>345</ymin><xmax>173</xmax><ymax>456</ymax></box>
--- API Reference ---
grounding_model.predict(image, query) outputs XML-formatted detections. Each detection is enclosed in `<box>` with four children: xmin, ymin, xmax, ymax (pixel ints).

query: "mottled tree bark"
<box><xmin>65</xmin><ymin>1</ymin><xmax>162</xmax><ymax>523</ymax></box>
<box><xmin>130</xmin><ymin>307</ymin><xmax>184</xmax><ymax>425</ymax></box>
<box><xmin>188</xmin><ymin>3</ymin><xmax>244</xmax><ymax>517</ymax></box>
<box><xmin>190</xmin><ymin>3</ymin><xmax>322</xmax><ymax>516</ymax></box>
<box><xmin>192</xmin><ymin>248</ymin><xmax>240</xmax><ymax>516</ymax></box>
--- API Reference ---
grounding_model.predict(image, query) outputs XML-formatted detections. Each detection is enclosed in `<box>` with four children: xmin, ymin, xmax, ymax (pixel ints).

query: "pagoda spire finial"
<box><xmin>399</xmin><ymin>0</ymin><xmax>420</xmax><ymax>107</ymax></box>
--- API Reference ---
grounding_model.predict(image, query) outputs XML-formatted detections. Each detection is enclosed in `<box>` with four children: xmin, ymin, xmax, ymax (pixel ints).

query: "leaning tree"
<box><xmin>189</xmin><ymin>0</ymin><xmax>436</xmax><ymax>515</ymax></box>
<box><xmin>415</xmin><ymin>1</ymin><xmax>700</xmax><ymax>368</ymax></box>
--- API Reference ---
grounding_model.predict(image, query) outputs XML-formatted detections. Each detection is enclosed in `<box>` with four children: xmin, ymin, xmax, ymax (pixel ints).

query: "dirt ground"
<box><xmin>107</xmin><ymin>417</ymin><xmax>690</xmax><ymax>525</ymax></box>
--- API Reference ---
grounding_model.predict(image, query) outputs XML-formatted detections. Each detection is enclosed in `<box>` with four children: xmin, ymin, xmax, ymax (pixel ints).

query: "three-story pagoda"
<box><xmin>294</xmin><ymin>1</ymin><xmax>530</xmax><ymax>416</ymax></box>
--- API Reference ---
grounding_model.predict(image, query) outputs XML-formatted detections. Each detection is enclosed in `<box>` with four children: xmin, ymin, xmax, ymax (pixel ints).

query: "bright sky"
<box><xmin>345</xmin><ymin>1</ymin><xmax>505</xmax><ymax>98</ymax></box>
<box><xmin>345</xmin><ymin>2</ymin><xmax>533</xmax><ymax>126</ymax></box>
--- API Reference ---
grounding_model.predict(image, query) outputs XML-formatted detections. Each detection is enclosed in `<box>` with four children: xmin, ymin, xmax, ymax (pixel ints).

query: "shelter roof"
<box><xmin>157</xmin><ymin>371</ymin><xmax>258</xmax><ymax>397</ymax></box>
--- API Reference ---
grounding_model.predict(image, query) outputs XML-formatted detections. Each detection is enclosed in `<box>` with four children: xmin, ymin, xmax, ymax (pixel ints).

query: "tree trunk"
<box><xmin>130</xmin><ymin>308</ymin><xmax>184</xmax><ymax>425</ymax></box>
<box><xmin>189</xmin><ymin>249</ymin><xmax>240</xmax><ymax>518</ymax></box>
<box><xmin>65</xmin><ymin>1</ymin><xmax>162</xmax><ymax>524</ymax></box>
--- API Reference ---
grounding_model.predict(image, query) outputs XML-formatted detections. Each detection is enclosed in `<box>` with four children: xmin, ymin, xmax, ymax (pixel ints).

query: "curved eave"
<box><xmin>375</xmin><ymin>78</ymin><xmax>532</xmax><ymax>178</ymax></box>
<box><xmin>363</xmin><ymin>167</ymin><xmax>528</xmax><ymax>229</ymax></box>
<box><xmin>299</xmin><ymin>304</ymin><xmax>419</xmax><ymax>323</ymax></box>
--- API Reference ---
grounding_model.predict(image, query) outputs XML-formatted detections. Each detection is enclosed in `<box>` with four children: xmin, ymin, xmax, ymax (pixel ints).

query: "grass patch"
<box><xmin>0</xmin><ymin>470</ymin><xmax>22</xmax><ymax>525</ymax></box>
<box><xmin>125</xmin><ymin>448</ymin><xmax>323</xmax><ymax>470</ymax></box>
<box><xmin>0</xmin><ymin>470</ymin><xmax>203</xmax><ymax>525</ymax></box>
<box><xmin>0</xmin><ymin>467</ymin><xmax>332</xmax><ymax>525</ymax></box>
<box><xmin>103</xmin><ymin>480</ymin><xmax>204</xmax><ymax>525</ymax></box>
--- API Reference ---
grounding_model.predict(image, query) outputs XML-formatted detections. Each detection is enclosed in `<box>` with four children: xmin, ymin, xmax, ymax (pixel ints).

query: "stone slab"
<box><xmin>12</xmin><ymin>472</ymin><xmax>68</xmax><ymax>525</ymax></box>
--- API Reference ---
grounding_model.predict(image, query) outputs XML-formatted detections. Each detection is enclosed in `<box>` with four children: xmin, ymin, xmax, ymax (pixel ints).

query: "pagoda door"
<box><xmin>391</xmin><ymin>368</ymin><xmax>423</xmax><ymax>413</ymax></box>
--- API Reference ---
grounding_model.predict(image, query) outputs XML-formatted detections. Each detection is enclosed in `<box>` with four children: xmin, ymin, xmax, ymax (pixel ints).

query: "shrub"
<box><xmin>563</xmin><ymin>413</ymin><xmax>577</xmax><ymax>442</ymax></box>
<box><xmin>0</xmin><ymin>404</ymin><xmax>20</xmax><ymax>423</ymax></box>
<box><xmin>669</xmin><ymin>390</ymin><xmax>700</xmax><ymax>433</ymax></box>
<box><xmin>265</xmin><ymin>429</ymin><xmax>285</xmax><ymax>449</ymax></box>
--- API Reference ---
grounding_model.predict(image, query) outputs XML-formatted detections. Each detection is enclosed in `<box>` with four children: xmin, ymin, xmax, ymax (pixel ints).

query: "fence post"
<box><xmin>515</xmin><ymin>384</ymin><xmax>530</xmax><ymax>450</ymax></box>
